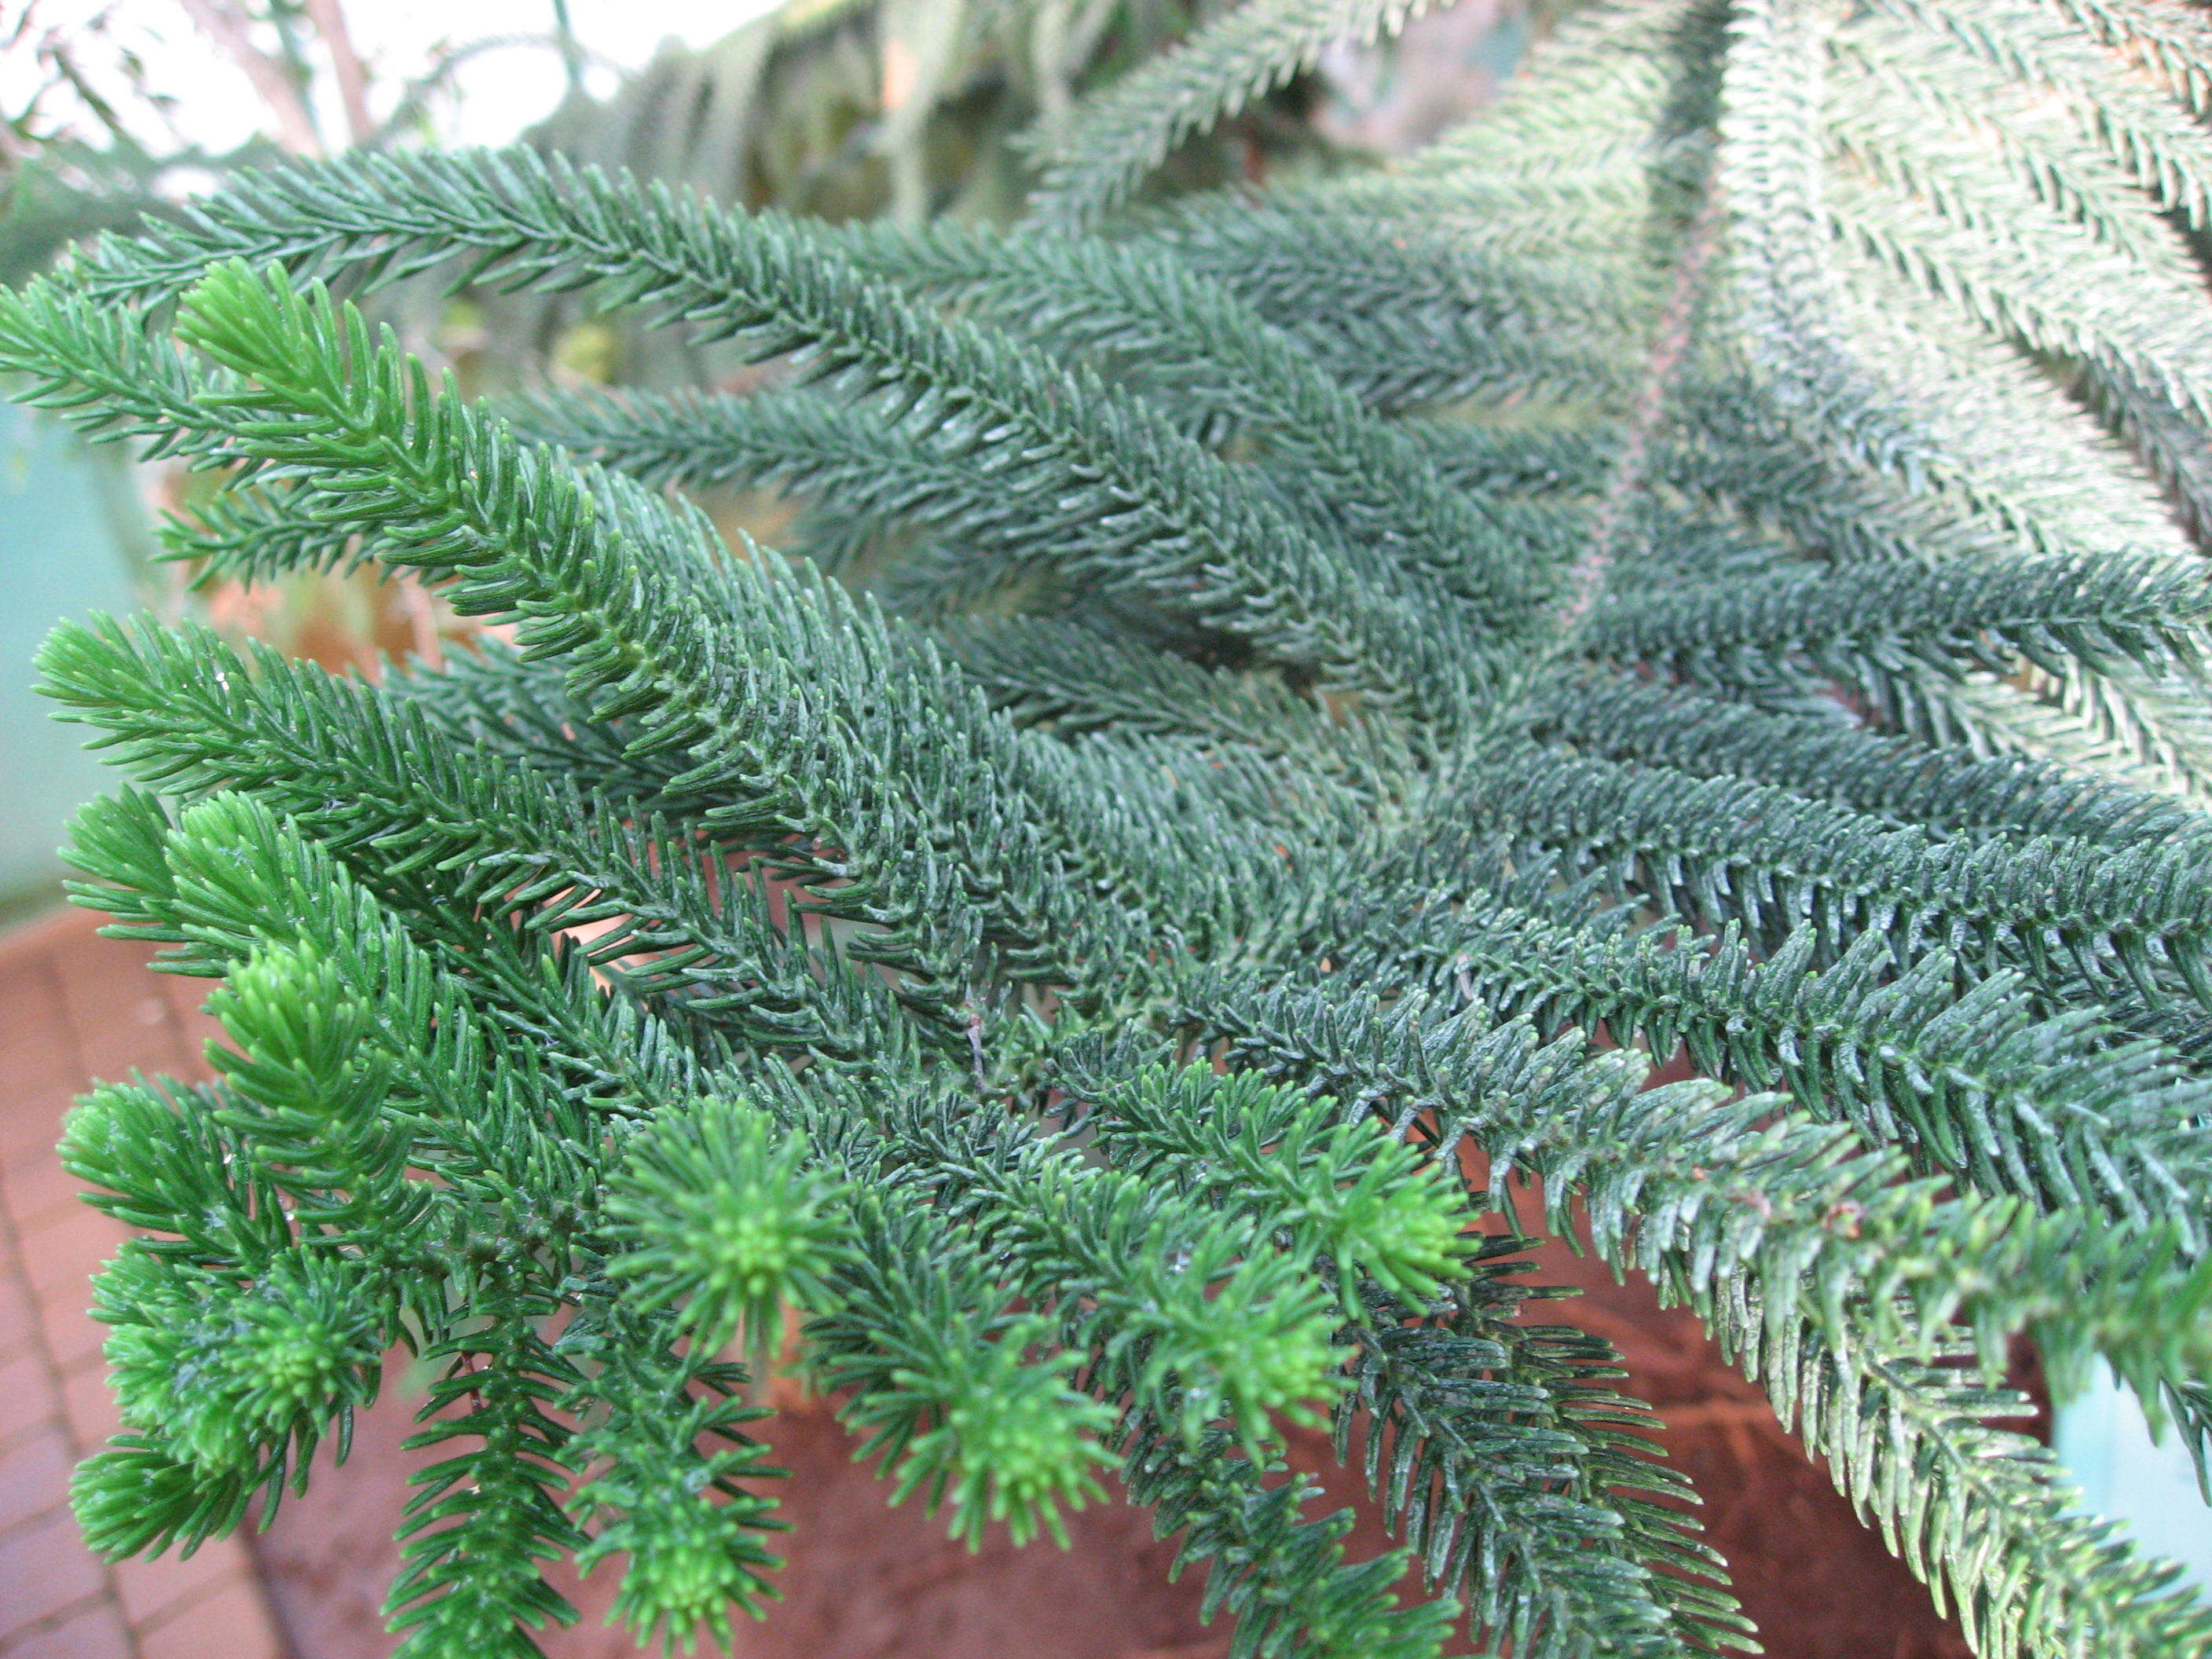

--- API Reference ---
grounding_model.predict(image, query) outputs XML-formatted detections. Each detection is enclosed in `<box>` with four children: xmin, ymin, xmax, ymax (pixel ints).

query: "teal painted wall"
<box><xmin>0</xmin><ymin>405</ymin><xmax>144</xmax><ymax>910</ymax></box>
<box><xmin>2058</xmin><ymin>1373</ymin><xmax>2212</xmax><ymax>1595</ymax></box>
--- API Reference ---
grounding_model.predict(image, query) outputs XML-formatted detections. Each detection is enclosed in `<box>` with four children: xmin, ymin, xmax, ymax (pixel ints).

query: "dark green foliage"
<box><xmin>5</xmin><ymin>0</ymin><xmax>2212</xmax><ymax>1653</ymax></box>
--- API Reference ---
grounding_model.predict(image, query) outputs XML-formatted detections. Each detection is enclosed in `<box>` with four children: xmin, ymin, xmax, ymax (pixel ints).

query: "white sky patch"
<box><xmin>5</xmin><ymin>0</ymin><xmax>775</xmax><ymax>156</ymax></box>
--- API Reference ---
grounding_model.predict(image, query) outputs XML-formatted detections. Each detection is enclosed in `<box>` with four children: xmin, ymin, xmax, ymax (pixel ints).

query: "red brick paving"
<box><xmin>0</xmin><ymin>906</ymin><xmax>287</xmax><ymax>1659</ymax></box>
<box><xmin>2</xmin><ymin>1601</ymin><xmax>134</xmax><ymax>1659</ymax></box>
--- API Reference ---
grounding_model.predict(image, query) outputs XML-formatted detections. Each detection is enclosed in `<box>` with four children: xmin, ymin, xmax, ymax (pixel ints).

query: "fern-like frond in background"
<box><xmin>5</xmin><ymin>0</ymin><xmax>2212</xmax><ymax>1653</ymax></box>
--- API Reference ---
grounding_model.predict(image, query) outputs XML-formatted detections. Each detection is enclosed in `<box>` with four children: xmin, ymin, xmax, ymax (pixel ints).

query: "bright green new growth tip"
<box><xmin>6</xmin><ymin>0</ymin><xmax>2212</xmax><ymax>1652</ymax></box>
<box><xmin>604</xmin><ymin>1097</ymin><xmax>851</xmax><ymax>1357</ymax></box>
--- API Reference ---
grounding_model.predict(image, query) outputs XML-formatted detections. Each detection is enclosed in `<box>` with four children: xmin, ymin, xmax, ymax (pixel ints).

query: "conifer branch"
<box><xmin>18</xmin><ymin>0</ymin><xmax>2212</xmax><ymax>1648</ymax></box>
<box><xmin>1026</xmin><ymin>0</ymin><xmax>1442</xmax><ymax>228</ymax></box>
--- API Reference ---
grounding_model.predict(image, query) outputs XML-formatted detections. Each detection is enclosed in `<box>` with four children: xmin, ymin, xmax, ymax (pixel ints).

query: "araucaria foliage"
<box><xmin>9</xmin><ymin>0</ymin><xmax>2212</xmax><ymax>1651</ymax></box>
